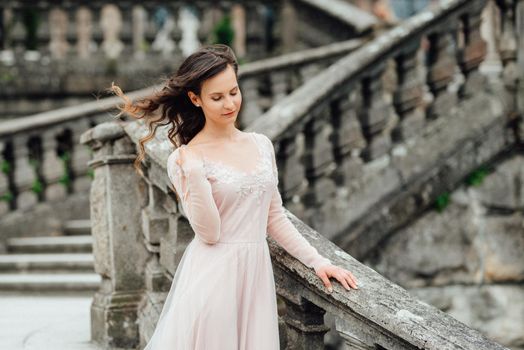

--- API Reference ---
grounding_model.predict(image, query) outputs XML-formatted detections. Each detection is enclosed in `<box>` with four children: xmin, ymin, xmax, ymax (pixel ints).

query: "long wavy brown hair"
<box><xmin>111</xmin><ymin>44</ymin><xmax>239</xmax><ymax>177</ymax></box>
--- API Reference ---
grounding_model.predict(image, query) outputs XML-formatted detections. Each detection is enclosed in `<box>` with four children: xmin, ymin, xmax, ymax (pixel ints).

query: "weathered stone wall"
<box><xmin>365</xmin><ymin>154</ymin><xmax>524</xmax><ymax>349</ymax></box>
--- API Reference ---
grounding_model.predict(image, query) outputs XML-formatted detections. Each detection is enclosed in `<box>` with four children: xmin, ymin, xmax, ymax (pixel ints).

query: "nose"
<box><xmin>224</xmin><ymin>96</ymin><xmax>235</xmax><ymax>110</ymax></box>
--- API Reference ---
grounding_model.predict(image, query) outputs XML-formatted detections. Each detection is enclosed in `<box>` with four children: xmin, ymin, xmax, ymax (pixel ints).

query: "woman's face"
<box><xmin>189</xmin><ymin>64</ymin><xmax>242</xmax><ymax>125</ymax></box>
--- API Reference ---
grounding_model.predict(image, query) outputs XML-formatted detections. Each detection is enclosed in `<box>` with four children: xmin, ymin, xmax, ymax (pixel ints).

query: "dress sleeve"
<box><xmin>167</xmin><ymin>147</ymin><xmax>221</xmax><ymax>244</ymax></box>
<box><xmin>262</xmin><ymin>134</ymin><xmax>332</xmax><ymax>272</ymax></box>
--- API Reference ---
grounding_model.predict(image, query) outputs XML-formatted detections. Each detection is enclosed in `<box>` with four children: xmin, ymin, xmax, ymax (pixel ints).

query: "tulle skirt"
<box><xmin>143</xmin><ymin>238</ymin><xmax>280</xmax><ymax>350</ymax></box>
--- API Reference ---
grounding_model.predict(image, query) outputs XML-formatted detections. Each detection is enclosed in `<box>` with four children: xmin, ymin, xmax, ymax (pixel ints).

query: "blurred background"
<box><xmin>0</xmin><ymin>1</ymin><xmax>522</xmax><ymax>349</ymax></box>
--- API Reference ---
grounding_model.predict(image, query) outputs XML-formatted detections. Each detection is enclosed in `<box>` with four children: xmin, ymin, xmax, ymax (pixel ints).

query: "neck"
<box><xmin>201</xmin><ymin>122</ymin><xmax>241</xmax><ymax>141</ymax></box>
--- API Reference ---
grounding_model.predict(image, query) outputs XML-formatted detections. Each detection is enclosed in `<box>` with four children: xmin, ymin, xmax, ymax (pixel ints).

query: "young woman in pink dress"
<box><xmin>112</xmin><ymin>44</ymin><xmax>358</xmax><ymax>349</ymax></box>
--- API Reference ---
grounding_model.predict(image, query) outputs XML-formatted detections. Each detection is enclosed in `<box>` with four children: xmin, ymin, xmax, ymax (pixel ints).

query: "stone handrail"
<box><xmin>245</xmin><ymin>0</ymin><xmax>523</xmax><ymax>259</ymax></box>
<box><xmin>0</xmin><ymin>39</ymin><xmax>363</xmax><ymax>243</ymax></box>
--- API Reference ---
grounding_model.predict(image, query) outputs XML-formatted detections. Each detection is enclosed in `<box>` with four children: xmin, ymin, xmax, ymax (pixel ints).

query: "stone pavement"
<box><xmin>0</xmin><ymin>292</ymin><xmax>104</xmax><ymax>350</ymax></box>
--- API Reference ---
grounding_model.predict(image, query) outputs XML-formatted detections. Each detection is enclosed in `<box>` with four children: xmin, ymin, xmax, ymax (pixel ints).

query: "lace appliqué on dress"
<box><xmin>202</xmin><ymin>138</ymin><xmax>274</xmax><ymax>208</ymax></box>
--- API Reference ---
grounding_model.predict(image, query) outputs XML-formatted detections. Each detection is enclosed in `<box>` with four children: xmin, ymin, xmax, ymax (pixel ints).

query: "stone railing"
<box><xmin>80</xmin><ymin>118</ymin><xmax>509</xmax><ymax>350</ymax></box>
<box><xmin>247</xmin><ymin>0</ymin><xmax>523</xmax><ymax>260</ymax></box>
<box><xmin>0</xmin><ymin>40</ymin><xmax>363</xmax><ymax>250</ymax></box>
<box><xmin>0</xmin><ymin>0</ymin><xmax>377</xmax><ymax>117</ymax></box>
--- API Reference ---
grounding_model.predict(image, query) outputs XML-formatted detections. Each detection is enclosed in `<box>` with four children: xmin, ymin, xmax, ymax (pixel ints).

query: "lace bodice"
<box><xmin>166</xmin><ymin>131</ymin><xmax>331</xmax><ymax>272</ymax></box>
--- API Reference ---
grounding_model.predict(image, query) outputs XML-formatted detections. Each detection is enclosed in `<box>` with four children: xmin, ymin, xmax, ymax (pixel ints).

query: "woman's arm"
<box><xmin>262</xmin><ymin>134</ymin><xmax>332</xmax><ymax>272</ymax></box>
<box><xmin>167</xmin><ymin>146</ymin><xmax>221</xmax><ymax>244</ymax></box>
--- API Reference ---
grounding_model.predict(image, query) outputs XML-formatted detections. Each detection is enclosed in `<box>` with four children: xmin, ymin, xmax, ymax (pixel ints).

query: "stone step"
<box><xmin>0</xmin><ymin>273</ymin><xmax>101</xmax><ymax>292</ymax></box>
<box><xmin>0</xmin><ymin>253</ymin><xmax>95</xmax><ymax>273</ymax></box>
<box><xmin>64</xmin><ymin>219</ymin><xmax>91</xmax><ymax>236</ymax></box>
<box><xmin>7</xmin><ymin>235</ymin><xmax>93</xmax><ymax>254</ymax></box>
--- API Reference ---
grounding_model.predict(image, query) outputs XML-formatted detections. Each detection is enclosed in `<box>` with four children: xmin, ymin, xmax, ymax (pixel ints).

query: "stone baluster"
<box><xmin>132</xmin><ymin>5</ymin><xmax>147</xmax><ymax>59</ymax></box>
<box><xmin>0</xmin><ymin>141</ymin><xmax>9</xmax><ymax>215</ymax></box>
<box><xmin>332</xmin><ymin>90</ymin><xmax>366</xmax><ymax>188</ymax></box>
<box><xmin>12</xmin><ymin>135</ymin><xmax>38</xmax><ymax>210</ymax></box>
<box><xmin>168</xmin><ymin>3</ymin><xmax>184</xmax><ymax>57</ymax></box>
<box><xmin>302</xmin><ymin>110</ymin><xmax>337</xmax><ymax>230</ymax></box>
<box><xmin>70</xmin><ymin>119</ymin><xmax>93</xmax><ymax>193</ymax></box>
<box><xmin>244</xmin><ymin>3</ymin><xmax>266</xmax><ymax>60</ymax></box>
<box><xmin>238</xmin><ymin>77</ymin><xmax>262</xmax><ymax>127</ymax></box>
<box><xmin>458</xmin><ymin>2</ymin><xmax>488</xmax><ymax>97</ymax></box>
<box><xmin>100</xmin><ymin>4</ymin><xmax>124</xmax><ymax>59</ymax></box>
<box><xmin>426</xmin><ymin>27</ymin><xmax>458</xmax><ymax>119</ymax></box>
<box><xmin>270</xmin><ymin>70</ymin><xmax>289</xmax><ymax>103</ymax></box>
<box><xmin>231</xmin><ymin>4</ymin><xmax>246</xmax><ymax>59</ymax></box>
<box><xmin>41</xmin><ymin>129</ymin><xmax>67</xmax><ymax>201</ymax></box>
<box><xmin>76</xmin><ymin>6</ymin><xmax>94</xmax><ymax>59</ymax></box>
<box><xmin>335</xmin><ymin>316</ymin><xmax>374</xmax><ymax>350</ymax></box>
<box><xmin>80</xmin><ymin>122</ymin><xmax>148</xmax><ymax>349</ymax></box>
<box><xmin>358</xmin><ymin>63</ymin><xmax>392</xmax><ymax>161</ymax></box>
<box><xmin>279</xmin><ymin>132</ymin><xmax>308</xmax><ymax>218</ymax></box>
<box><xmin>142</xmin><ymin>183</ymin><xmax>170</xmax><ymax>290</ymax></box>
<box><xmin>280</xmin><ymin>0</ymin><xmax>297</xmax><ymax>54</ymax></box>
<box><xmin>278</xmin><ymin>290</ymin><xmax>330</xmax><ymax>350</ymax></box>
<box><xmin>49</xmin><ymin>7</ymin><xmax>70</xmax><ymax>59</ymax></box>
<box><xmin>393</xmin><ymin>41</ymin><xmax>426</xmax><ymax>141</ymax></box>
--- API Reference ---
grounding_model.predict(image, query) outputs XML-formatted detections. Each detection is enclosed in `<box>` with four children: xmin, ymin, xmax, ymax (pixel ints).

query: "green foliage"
<box><xmin>211</xmin><ymin>15</ymin><xmax>234</xmax><ymax>46</ymax></box>
<box><xmin>0</xmin><ymin>191</ymin><xmax>13</xmax><ymax>202</ymax></box>
<box><xmin>1</xmin><ymin>159</ymin><xmax>11</xmax><ymax>174</ymax></box>
<box><xmin>465</xmin><ymin>166</ymin><xmax>489</xmax><ymax>187</ymax></box>
<box><xmin>87</xmin><ymin>168</ymin><xmax>94</xmax><ymax>179</ymax></box>
<box><xmin>59</xmin><ymin>151</ymin><xmax>72</xmax><ymax>187</ymax></box>
<box><xmin>434</xmin><ymin>192</ymin><xmax>450</xmax><ymax>212</ymax></box>
<box><xmin>31</xmin><ymin>178</ymin><xmax>43</xmax><ymax>194</ymax></box>
<box><xmin>105</xmin><ymin>59</ymin><xmax>118</xmax><ymax>76</ymax></box>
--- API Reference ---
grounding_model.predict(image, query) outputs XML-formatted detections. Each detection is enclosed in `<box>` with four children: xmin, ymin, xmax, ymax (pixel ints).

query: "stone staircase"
<box><xmin>0</xmin><ymin>220</ymin><xmax>101</xmax><ymax>293</ymax></box>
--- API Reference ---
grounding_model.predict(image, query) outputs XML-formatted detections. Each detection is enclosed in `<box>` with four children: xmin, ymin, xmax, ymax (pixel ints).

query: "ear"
<box><xmin>187</xmin><ymin>91</ymin><xmax>201</xmax><ymax>107</ymax></box>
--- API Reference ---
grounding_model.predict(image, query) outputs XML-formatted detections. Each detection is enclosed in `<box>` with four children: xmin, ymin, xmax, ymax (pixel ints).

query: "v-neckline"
<box><xmin>182</xmin><ymin>132</ymin><xmax>263</xmax><ymax>177</ymax></box>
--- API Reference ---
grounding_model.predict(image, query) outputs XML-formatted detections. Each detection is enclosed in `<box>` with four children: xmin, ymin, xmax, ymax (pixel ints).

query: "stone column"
<box><xmin>41</xmin><ymin>129</ymin><xmax>67</xmax><ymax>201</ymax></box>
<box><xmin>231</xmin><ymin>4</ymin><xmax>246</xmax><ymax>59</ymax></box>
<box><xmin>12</xmin><ymin>135</ymin><xmax>38</xmax><ymax>210</ymax></box>
<box><xmin>80</xmin><ymin>122</ymin><xmax>148</xmax><ymax>349</ymax></box>
<box><xmin>0</xmin><ymin>141</ymin><xmax>9</xmax><ymax>216</ymax></box>
<box><xmin>279</xmin><ymin>292</ymin><xmax>330</xmax><ymax>350</ymax></box>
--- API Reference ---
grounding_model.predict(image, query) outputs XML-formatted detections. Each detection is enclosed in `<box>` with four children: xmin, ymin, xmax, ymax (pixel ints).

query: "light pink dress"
<box><xmin>143</xmin><ymin>131</ymin><xmax>332</xmax><ymax>350</ymax></box>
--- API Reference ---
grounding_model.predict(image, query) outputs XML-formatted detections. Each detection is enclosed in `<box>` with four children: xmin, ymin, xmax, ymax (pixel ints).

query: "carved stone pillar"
<box><xmin>303</xmin><ymin>111</ymin><xmax>337</xmax><ymax>231</ymax></box>
<box><xmin>70</xmin><ymin>118</ymin><xmax>93</xmax><ymax>193</ymax></box>
<box><xmin>0</xmin><ymin>141</ymin><xmax>9</xmax><ymax>216</ymax></box>
<box><xmin>458</xmin><ymin>1</ymin><xmax>488</xmax><ymax>97</ymax></box>
<box><xmin>333</xmin><ymin>90</ymin><xmax>365</xmax><ymax>188</ymax></box>
<box><xmin>76</xmin><ymin>6</ymin><xmax>93</xmax><ymax>59</ymax></box>
<box><xmin>231</xmin><ymin>4</ymin><xmax>246</xmax><ymax>59</ymax></box>
<box><xmin>13</xmin><ymin>135</ymin><xmax>38</xmax><ymax>210</ymax></box>
<box><xmin>80</xmin><ymin>122</ymin><xmax>148</xmax><ymax>349</ymax></box>
<box><xmin>281</xmin><ymin>0</ymin><xmax>297</xmax><ymax>54</ymax></box>
<box><xmin>132</xmin><ymin>5</ymin><xmax>146</xmax><ymax>59</ymax></box>
<box><xmin>49</xmin><ymin>7</ymin><xmax>70</xmax><ymax>59</ymax></box>
<box><xmin>279</xmin><ymin>292</ymin><xmax>330</xmax><ymax>350</ymax></box>
<box><xmin>393</xmin><ymin>41</ymin><xmax>425</xmax><ymax>141</ymax></box>
<box><xmin>426</xmin><ymin>28</ymin><xmax>458</xmax><ymax>119</ymax></box>
<box><xmin>280</xmin><ymin>132</ymin><xmax>308</xmax><ymax>218</ymax></box>
<box><xmin>359</xmin><ymin>63</ymin><xmax>392</xmax><ymax>161</ymax></box>
<box><xmin>41</xmin><ymin>129</ymin><xmax>67</xmax><ymax>201</ymax></box>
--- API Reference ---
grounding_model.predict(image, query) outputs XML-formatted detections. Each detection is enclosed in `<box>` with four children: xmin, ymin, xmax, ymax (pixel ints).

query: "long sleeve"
<box><xmin>262</xmin><ymin>135</ymin><xmax>332</xmax><ymax>272</ymax></box>
<box><xmin>166</xmin><ymin>146</ymin><xmax>221</xmax><ymax>244</ymax></box>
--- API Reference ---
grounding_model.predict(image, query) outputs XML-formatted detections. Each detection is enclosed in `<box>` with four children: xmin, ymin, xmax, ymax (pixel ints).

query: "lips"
<box><xmin>223</xmin><ymin>110</ymin><xmax>236</xmax><ymax>116</ymax></box>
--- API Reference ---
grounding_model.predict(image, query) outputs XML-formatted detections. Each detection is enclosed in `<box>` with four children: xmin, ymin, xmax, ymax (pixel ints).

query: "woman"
<box><xmin>112</xmin><ymin>44</ymin><xmax>358</xmax><ymax>349</ymax></box>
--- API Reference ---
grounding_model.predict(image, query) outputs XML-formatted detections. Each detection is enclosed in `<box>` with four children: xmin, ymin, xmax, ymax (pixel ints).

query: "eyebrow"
<box><xmin>208</xmin><ymin>85</ymin><xmax>238</xmax><ymax>96</ymax></box>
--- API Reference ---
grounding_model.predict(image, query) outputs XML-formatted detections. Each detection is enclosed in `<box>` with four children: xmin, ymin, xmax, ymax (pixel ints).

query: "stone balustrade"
<box><xmin>0</xmin><ymin>0</ymin><xmax>377</xmax><ymax>117</ymax></box>
<box><xmin>247</xmin><ymin>0</ymin><xmax>523</xmax><ymax>260</ymax></box>
<box><xmin>0</xmin><ymin>40</ymin><xmax>364</xmax><ymax>249</ymax></box>
<box><xmin>80</xmin><ymin>118</ymin><xmax>509</xmax><ymax>349</ymax></box>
